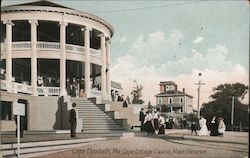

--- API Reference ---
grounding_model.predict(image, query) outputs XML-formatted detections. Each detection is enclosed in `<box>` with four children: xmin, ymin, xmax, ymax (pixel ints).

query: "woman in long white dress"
<box><xmin>198</xmin><ymin>116</ymin><xmax>208</xmax><ymax>136</ymax></box>
<box><xmin>218</xmin><ymin>118</ymin><xmax>226</xmax><ymax>136</ymax></box>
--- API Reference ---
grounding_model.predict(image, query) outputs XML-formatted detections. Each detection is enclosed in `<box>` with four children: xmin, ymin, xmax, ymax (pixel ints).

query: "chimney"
<box><xmin>183</xmin><ymin>88</ymin><xmax>185</xmax><ymax>93</ymax></box>
<box><xmin>175</xmin><ymin>85</ymin><xmax>177</xmax><ymax>92</ymax></box>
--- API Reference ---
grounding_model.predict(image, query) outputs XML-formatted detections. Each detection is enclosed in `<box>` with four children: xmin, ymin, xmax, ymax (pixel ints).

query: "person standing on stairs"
<box><xmin>69</xmin><ymin>103</ymin><xmax>77</xmax><ymax>137</ymax></box>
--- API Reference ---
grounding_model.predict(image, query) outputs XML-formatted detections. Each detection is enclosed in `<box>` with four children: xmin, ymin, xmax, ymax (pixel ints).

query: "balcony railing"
<box><xmin>37</xmin><ymin>86</ymin><xmax>60</xmax><ymax>96</ymax></box>
<box><xmin>0</xmin><ymin>80</ymin><xmax>59</xmax><ymax>96</ymax></box>
<box><xmin>1</xmin><ymin>80</ymin><xmax>104</xmax><ymax>99</ymax></box>
<box><xmin>12</xmin><ymin>42</ymin><xmax>32</xmax><ymax>51</ymax></box>
<box><xmin>65</xmin><ymin>44</ymin><xmax>85</xmax><ymax>53</ymax></box>
<box><xmin>37</xmin><ymin>42</ymin><xmax>60</xmax><ymax>51</ymax></box>
<box><xmin>90</xmin><ymin>48</ymin><xmax>102</xmax><ymax>59</ymax></box>
<box><xmin>2</xmin><ymin>42</ymin><xmax>102</xmax><ymax>59</ymax></box>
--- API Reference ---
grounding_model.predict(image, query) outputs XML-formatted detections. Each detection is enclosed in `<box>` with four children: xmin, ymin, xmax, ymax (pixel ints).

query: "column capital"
<box><xmin>106</xmin><ymin>40</ymin><xmax>111</xmax><ymax>44</ymax></box>
<box><xmin>98</xmin><ymin>33</ymin><xmax>106</xmax><ymax>38</ymax></box>
<box><xmin>59</xmin><ymin>21</ymin><xmax>68</xmax><ymax>27</ymax></box>
<box><xmin>81</xmin><ymin>26</ymin><xmax>92</xmax><ymax>31</ymax></box>
<box><xmin>28</xmin><ymin>19</ymin><xmax>38</xmax><ymax>25</ymax></box>
<box><xmin>3</xmin><ymin>20</ymin><xmax>14</xmax><ymax>26</ymax></box>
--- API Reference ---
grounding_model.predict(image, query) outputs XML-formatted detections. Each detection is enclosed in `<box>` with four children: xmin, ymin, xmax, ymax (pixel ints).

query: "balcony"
<box><xmin>1</xmin><ymin>42</ymin><xmax>102</xmax><ymax>58</ymax></box>
<box><xmin>0</xmin><ymin>80</ymin><xmax>60</xmax><ymax>96</ymax></box>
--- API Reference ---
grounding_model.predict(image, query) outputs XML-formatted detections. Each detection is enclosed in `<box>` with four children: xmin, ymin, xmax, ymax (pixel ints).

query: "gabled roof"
<box><xmin>155</xmin><ymin>90</ymin><xmax>193</xmax><ymax>98</ymax></box>
<box><xmin>6</xmin><ymin>0</ymin><xmax>74</xmax><ymax>10</ymax></box>
<box><xmin>159</xmin><ymin>81</ymin><xmax>177</xmax><ymax>86</ymax></box>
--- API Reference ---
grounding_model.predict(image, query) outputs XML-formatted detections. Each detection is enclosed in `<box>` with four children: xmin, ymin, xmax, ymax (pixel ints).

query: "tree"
<box><xmin>130</xmin><ymin>80</ymin><xmax>144</xmax><ymax>104</ymax></box>
<box><xmin>147</xmin><ymin>101</ymin><xmax>152</xmax><ymax>110</ymax></box>
<box><xmin>200</xmin><ymin>83</ymin><xmax>249</xmax><ymax>130</ymax></box>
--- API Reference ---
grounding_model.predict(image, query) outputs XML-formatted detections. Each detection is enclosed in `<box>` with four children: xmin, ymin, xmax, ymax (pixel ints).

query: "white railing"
<box><xmin>0</xmin><ymin>80</ymin><xmax>32</xmax><ymax>94</ymax></box>
<box><xmin>90</xmin><ymin>89</ymin><xmax>102</xmax><ymax>97</ymax></box>
<box><xmin>65</xmin><ymin>44</ymin><xmax>85</xmax><ymax>54</ymax></box>
<box><xmin>0</xmin><ymin>80</ymin><xmax>60</xmax><ymax>96</ymax></box>
<box><xmin>90</xmin><ymin>48</ymin><xmax>102</xmax><ymax>59</ymax></box>
<box><xmin>12</xmin><ymin>42</ymin><xmax>32</xmax><ymax>51</ymax></box>
<box><xmin>37</xmin><ymin>42</ymin><xmax>60</xmax><ymax>51</ymax></box>
<box><xmin>3</xmin><ymin>41</ymin><xmax>103</xmax><ymax>60</ymax></box>
<box><xmin>37</xmin><ymin>86</ymin><xmax>60</xmax><ymax>96</ymax></box>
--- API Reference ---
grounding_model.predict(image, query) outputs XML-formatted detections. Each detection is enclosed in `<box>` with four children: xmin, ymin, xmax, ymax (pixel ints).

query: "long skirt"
<box><xmin>144</xmin><ymin>121</ymin><xmax>154</xmax><ymax>134</ymax></box>
<box><xmin>158</xmin><ymin>125</ymin><xmax>165</xmax><ymax>135</ymax></box>
<box><xmin>79</xmin><ymin>89</ymin><xmax>85</xmax><ymax>97</ymax></box>
<box><xmin>154</xmin><ymin>118</ymin><xmax>159</xmax><ymax>130</ymax></box>
<box><xmin>210</xmin><ymin>123</ymin><xmax>219</xmax><ymax>136</ymax></box>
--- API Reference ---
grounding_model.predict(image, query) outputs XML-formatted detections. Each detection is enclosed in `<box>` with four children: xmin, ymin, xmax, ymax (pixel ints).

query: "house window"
<box><xmin>1</xmin><ymin>101</ymin><xmax>12</xmax><ymax>120</ymax></box>
<box><xmin>168</xmin><ymin>97</ymin><xmax>173</xmax><ymax>104</ymax></box>
<box><xmin>165</xmin><ymin>86</ymin><xmax>170</xmax><ymax>91</ymax></box>
<box><xmin>158</xmin><ymin>98</ymin><xmax>162</xmax><ymax>104</ymax></box>
<box><xmin>180</xmin><ymin>97</ymin><xmax>184</xmax><ymax>103</ymax></box>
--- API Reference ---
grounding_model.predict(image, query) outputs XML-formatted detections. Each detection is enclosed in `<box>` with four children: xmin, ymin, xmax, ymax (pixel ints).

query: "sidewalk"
<box><xmin>182</xmin><ymin>131</ymin><xmax>248</xmax><ymax>145</ymax></box>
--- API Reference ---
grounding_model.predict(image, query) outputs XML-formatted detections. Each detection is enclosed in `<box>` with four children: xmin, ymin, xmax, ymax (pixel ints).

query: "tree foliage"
<box><xmin>200</xmin><ymin>83</ymin><xmax>249</xmax><ymax>129</ymax></box>
<box><xmin>130</xmin><ymin>81</ymin><xmax>144</xmax><ymax>104</ymax></box>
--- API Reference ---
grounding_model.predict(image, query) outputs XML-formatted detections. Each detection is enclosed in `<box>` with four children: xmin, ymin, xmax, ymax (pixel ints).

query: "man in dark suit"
<box><xmin>69</xmin><ymin>103</ymin><xmax>77</xmax><ymax>137</ymax></box>
<box><xmin>139</xmin><ymin>108</ymin><xmax>145</xmax><ymax>132</ymax></box>
<box><xmin>191</xmin><ymin>121</ymin><xmax>197</xmax><ymax>136</ymax></box>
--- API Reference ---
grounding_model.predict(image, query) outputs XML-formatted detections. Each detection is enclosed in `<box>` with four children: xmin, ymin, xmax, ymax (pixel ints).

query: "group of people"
<box><xmin>191</xmin><ymin>116</ymin><xmax>226</xmax><ymax>136</ymax></box>
<box><xmin>139</xmin><ymin>108</ymin><xmax>166</xmax><ymax>135</ymax></box>
<box><xmin>66</xmin><ymin>77</ymin><xmax>85</xmax><ymax>97</ymax></box>
<box><xmin>37</xmin><ymin>76</ymin><xmax>59</xmax><ymax>87</ymax></box>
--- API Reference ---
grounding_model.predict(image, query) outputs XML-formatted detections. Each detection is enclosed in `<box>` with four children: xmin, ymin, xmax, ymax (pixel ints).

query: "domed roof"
<box><xmin>2</xmin><ymin>0</ymin><xmax>114</xmax><ymax>37</ymax></box>
<box><xmin>6</xmin><ymin>0</ymin><xmax>74</xmax><ymax>10</ymax></box>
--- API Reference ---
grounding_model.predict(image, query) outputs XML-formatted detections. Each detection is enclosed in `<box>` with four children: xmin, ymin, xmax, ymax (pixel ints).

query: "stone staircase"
<box><xmin>71</xmin><ymin>98</ymin><xmax>125</xmax><ymax>133</ymax></box>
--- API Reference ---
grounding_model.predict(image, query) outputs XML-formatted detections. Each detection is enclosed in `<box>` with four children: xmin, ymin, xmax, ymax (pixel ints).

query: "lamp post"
<box><xmin>231</xmin><ymin>96</ymin><xmax>235</xmax><ymax>131</ymax></box>
<box><xmin>195</xmin><ymin>72</ymin><xmax>205</xmax><ymax>119</ymax></box>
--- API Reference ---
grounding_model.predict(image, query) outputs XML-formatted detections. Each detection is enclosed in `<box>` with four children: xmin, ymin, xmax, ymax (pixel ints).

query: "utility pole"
<box><xmin>195</xmin><ymin>72</ymin><xmax>205</xmax><ymax>119</ymax></box>
<box><xmin>231</xmin><ymin>96</ymin><xmax>235</xmax><ymax>131</ymax></box>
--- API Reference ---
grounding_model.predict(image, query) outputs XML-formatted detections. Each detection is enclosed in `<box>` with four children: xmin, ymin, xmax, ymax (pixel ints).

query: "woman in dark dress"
<box><xmin>210</xmin><ymin>116</ymin><xmax>219</xmax><ymax>136</ymax></box>
<box><xmin>158</xmin><ymin>114</ymin><xmax>165</xmax><ymax>135</ymax></box>
<box><xmin>153</xmin><ymin>110</ymin><xmax>159</xmax><ymax>134</ymax></box>
<box><xmin>144</xmin><ymin>111</ymin><xmax>154</xmax><ymax>134</ymax></box>
<box><xmin>79</xmin><ymin>77</ymin><xmax>85</xmax><ymax>97</ymax></box>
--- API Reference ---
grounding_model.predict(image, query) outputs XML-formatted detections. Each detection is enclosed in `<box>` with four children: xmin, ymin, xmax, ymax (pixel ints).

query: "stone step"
<box><xmin>82</xmin><ymin>121</ymin><xmax>117</xmax><ymax>125</ymax></box>
<box><xmin>78</xmin><ymin>112</ymin><xmax>104</xmax><ymax>115</ymax></box>
<box><xmin>83</xmin><ymin>127</ymin><xmax>124</xmax><ymax>130</ymax></box>
<box><xmin>76</xmin><ymin>108</ymin><xmax>101</xmax><ymax>111</ymax></box>
<box><xmin>79</xmin><ymin>114</ymin><xmax>109</xmax><ymax>117</ymax></box>
<box><xmin>76</xmin><ymin>105</ymin><xmax>97</xmax><ymax>107</ymax></box>
<box><xmin>1</xmin><ymin>137</ymin><xmax>107</xmax><ymax>157</ymax></box>
<box><xmin>82</xmin><ymin>124</ymin><xmax>121</xmax><ymax>128</ymax></box>
<box><xmin>81</xmin><ymin>120</ymin><xmax>115</xmax><ymax>124</ymax></box>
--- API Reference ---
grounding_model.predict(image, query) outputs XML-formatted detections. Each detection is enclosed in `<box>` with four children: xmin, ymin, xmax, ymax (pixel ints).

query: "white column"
<box><xmin>3</xmin><ymin>20</ymin><xmax>13</xmax><ymax>83</ymax></box>
<box><xmin>59</xmin><ymin>21</ymin><xmax>68</xmax><ymax>96</ymax></box>
<box><xmin>29</xmin><ymin>19</ymin><xmax>38</xmax><ymax>96</ymax></box>
<box><xmin>84</xmin><ymin>27</ymin><xmax>92</xmax><ymax>98</ymax></box>
<box><xmin>106</xmin><ymin>40</ymin><xmax>111</xmax><ymax>101</ymax></box>
<box><xmin>100</xmin><ymin>34</ymin><xmax>107</xmax><ymax>100</ymax></box>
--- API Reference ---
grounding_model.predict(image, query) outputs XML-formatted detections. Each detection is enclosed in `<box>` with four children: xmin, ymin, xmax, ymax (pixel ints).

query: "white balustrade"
<box><xmin>90</xmin><ymin>48</ymin><xmax>102</xmax><ymax>59</ymax></box>
<box><xmin>90</xmin><ymin>89</ymin><xmax>102</xmax><ymax>97</ymax></box>
<box><xmin>0</xmin><ymin>80</ymin><xmax>60</xmax><ymax>96</ymax></box>
<box><xmin>3</xmin><ymin>42</ymin><xmax>102</xmax><ymax>58</ymax></box>
<box><xmin>12</xmin><ymin>42</ymin><xmax>32</xmax><ymax>50</ymax></box>
<box><xmin>0</xmin><ymin>80</ymin><xmax>32</xmax><ymax>94</ymax></box>
<box><xmin>37</xmin><ymin>42</ymin><xmax>60</xmax><ymax>51</ymax></box>
<box><xmin>37</xmin><ymin>86</ymin><xmax>60</xmax><ymax>96</ymax></box>
<box><xmin>65</xmin><ymin>44</ymin><xmax>85</xmax><ymax>54</ymax></box>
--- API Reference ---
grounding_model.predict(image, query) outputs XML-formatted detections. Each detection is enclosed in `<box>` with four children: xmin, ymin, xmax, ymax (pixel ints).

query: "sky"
<box><xmin>2</xmin><ymin>0</ymin><xmax>249</xmax><ymax>107</ymax></box>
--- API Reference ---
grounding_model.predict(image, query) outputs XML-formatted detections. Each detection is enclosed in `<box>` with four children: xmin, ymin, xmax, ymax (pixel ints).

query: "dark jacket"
<box><xmin>139</xmin><ymin>111</ymin><xmax>145</xmax><ymax>121</ymax></box>
<box><xmin>69</xmin><ymin>108</ymin><xmax>76</xmax><ymax>123</ymax></box>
